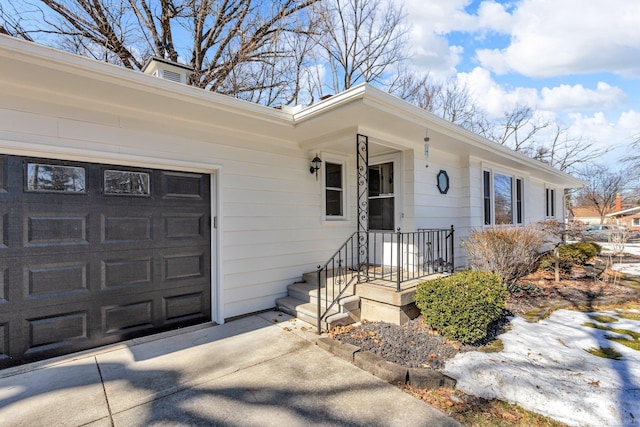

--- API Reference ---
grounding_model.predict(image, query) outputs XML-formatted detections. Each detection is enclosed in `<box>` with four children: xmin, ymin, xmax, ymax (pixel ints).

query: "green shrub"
<box><xmin>415</xmin><ymin>271</ymin><xmax>507</xmax><ymax>344</ymax></box>
<box><xmin>538</xmin><ymin>254</ymin><xmax>572</xmax><ymax>273</ymax></box>
<box><xmin>539</xmin><ymin>242</ymin><xmax>601</xmax><ymax>273</ymax></box>
<box><xmin>559</xmin><ymin>242</ymin><xmax>599</xmax><ymax>264</ymax></box>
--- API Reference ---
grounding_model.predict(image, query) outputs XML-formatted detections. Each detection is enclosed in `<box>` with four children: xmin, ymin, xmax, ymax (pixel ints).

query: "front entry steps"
<box><xmin>276</xmin><ymin>271</ymin><xmax>361</xmax><ymax>331</ymax></box>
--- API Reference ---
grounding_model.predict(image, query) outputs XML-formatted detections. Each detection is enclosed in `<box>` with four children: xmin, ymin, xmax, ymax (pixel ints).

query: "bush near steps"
<box><xmin>415</xmin><ymin>271</ymin><xmax>507</xmax><ymax>345</ymax></box>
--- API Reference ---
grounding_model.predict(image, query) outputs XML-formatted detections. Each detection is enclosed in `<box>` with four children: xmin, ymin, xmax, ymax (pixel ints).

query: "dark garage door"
<box><xmin>0</xmin><ymin>155</ymin><xmax>211</xmax><ymax>368</ymax></box>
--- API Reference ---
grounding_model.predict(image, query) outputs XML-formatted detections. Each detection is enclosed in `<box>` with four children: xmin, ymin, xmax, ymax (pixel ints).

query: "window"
<box><xmin>104</xmin><ymin>170</ymin><xmax>150</xmax><ymax>196</ymax></box>
<box><xmin>483</xmin><ymin>171</ymin><xmax>491</xmax><ymax>225</ymax></box>
<box><xmin>546</xmin><ymin>188</ymin><xmax>556</xmax><ymax>218</ymax></box>
<box><xmin>483</xmin><ymin>170</ymin><xmax>524</xmax><ymax>225</ymax></box>
<box><xmin>633</xmin><ymin>218</ymin><xmax>639</xmax><ymax>227</ymax></box>
<box><xmin>369</xmin><ymin>162</ymin><xmax>394</xmax><ymax>230</ymax></box>
<box><xmin>325</xmin><ymin>162</ymin><xmax>343</xmax><ymax>217</ymax></box>
<box><xmin>26</xmin><ymin>163</ymin><xmax>86</xmax><ymax>193</ymax></box>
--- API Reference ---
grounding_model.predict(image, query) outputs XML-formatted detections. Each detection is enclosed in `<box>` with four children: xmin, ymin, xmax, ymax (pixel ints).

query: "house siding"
<box><xmin>0</xmin><ymin>98</ymin><xmax>353</xmax><ymax>321</ymax></box>
<box><xmin>0</xmin><ymin>36</ymin><xmax>584</xmax><ymax>327</ymax></box>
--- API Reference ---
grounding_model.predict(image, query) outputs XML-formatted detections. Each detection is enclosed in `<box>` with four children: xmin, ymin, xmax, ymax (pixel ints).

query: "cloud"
<box><xmin>458</xmin><ymin>67</ymin><xmax>538</xmax><ymax>118</ymax></box>
<box><xmin>475</xmin><ymin>1</ymin><xmax>512</xmax><ymax>33</ymax></box>
<box><xmin>403</xmin><ymin>0</ymin><xmax>512</xmax><ymax>78</ymax></box>
<box><xmin>539</xmin><ymin>82</ymin><xmax>627</xmax><ymax>112</ymax></box>
<box><xmin>564</xmin><ymin>111</ymin><xmax>638</xmax><ymax>162</ymax></box>
<box><xmin>476</xmin><ymin>0</ymin><xmax>640</xmax><ymax>77</ymax></box>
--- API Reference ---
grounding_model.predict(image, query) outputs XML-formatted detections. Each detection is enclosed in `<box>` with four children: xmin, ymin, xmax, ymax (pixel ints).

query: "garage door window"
<box><xmin>26</xmin><ymin>163</ymin><xmax>86</xmax><ymax>193</ymax></box>
<box><xmin>104</xmin><ymin>170</ymin><xmax>151</xmax><ymax>196</ymax></box>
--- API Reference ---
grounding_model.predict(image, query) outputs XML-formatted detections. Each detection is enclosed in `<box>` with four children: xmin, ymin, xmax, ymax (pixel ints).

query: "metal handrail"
<box><xmin>316</xmin><ymin>232</ymin><xmax>360</xmax><ymax>334</ymax></box>
<box><xmin>315</xmin><ymin>226</ymin><xmax>454</xmax><ymax>333</ymax></box>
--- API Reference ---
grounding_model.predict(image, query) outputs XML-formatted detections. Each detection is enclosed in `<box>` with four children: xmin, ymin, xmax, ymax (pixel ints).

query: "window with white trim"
<box><xmin>545</xmin><ymin>187</ymin><xmax>556</xmax><ymax>218</ymax></box>
<box><xmin>324</xmin><ymin>161</ymin><xmax>345</xmax><ymax>218</ymax></box>
<box><xmin>483</xmin><ymin>170</ymin><xmax>524</xmax><ymax>225</ymax></box>
<box><xmin>633</xmin><ymin>218</ymin><xmax>640</xmax><ymax>227</ymax></box>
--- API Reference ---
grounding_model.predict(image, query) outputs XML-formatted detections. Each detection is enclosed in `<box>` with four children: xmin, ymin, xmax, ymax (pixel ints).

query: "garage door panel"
<box><xmin>0</xmin><ymin>156</ymin><xmax>212</xmax><ymax>368</ymax></box>
<box><xmin>163</xmin><ymin>291</ymin><xmax>208</xmax><ymax>324</ymax></box>
<box><xmin>0</xmin><ymin>265</ymin><xmax>7</xmax><ymax>302</ymax></box>
<box><xmin>163</xmin><ymin>213</ymin><xmax>207</xmax><ymax>240</ymax></box>
<box><xmin>24</xmin><ymin>310</ymin><xmax>89</xmax><ymax>356</ymax></box>
<box><xmin>101</xmin><ymin>213</ymin><xmax>153</xmax><ymax>243</ymax></box>
<box><xmin>24</xmin><ymin>212</ymin><xmax>89</xmax><ymax>247</ymax></box>
<box><xmin>161</xmin><ymin>249</ymin><xmax>208</xmax><ymax>282</ymax></box>
<box><xmin>0</xmin><ymin>211</ymin><xmax>7</xmax><ymax>249</ymax></box>
<box><xmin>0</xmin><ymin>322</ymin><xmax>8</xmax><ymax>361</ymax></box>
<box><xmin>25</xmin><ymin>260</ymin><xmax>89</xmax><ymax>297</ymax></box>
<box><xmin>102</xmin><ymin>301</ymin><xmax>153</xmax><ymax>336</ymax></box>
<box><xmin>0</xmin><ymin>155</ymin><xmax>7</xmax><ymax>191</ymax></box>
<box><xmin>161</xmin><ymin>171</ymin><xmax>208</xmax><ymax>200</ymax></box>
<box><xmin>101</xmin><ymin>255</ymin><xmax>153</xmax><ymax>290</ymax></box>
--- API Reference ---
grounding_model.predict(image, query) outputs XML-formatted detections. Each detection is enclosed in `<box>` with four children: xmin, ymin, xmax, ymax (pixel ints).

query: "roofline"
<box><xmin>295</xmin><ymin>83</ymin><xmax>586</xmax><ymax>188</ymax></box>
<box><xmin>0</xmin><ymin>35</ymin><xmax>294</xmax><ymax>127</ymax></box>
<box><xmin>606</xmin><ymin>206</ymin><xmax>640</xmax><ymax>216</ymax></box>
<box><xmin>0</xmin><ymin>35</ymin><xmax>589</xmax><ymax>188</ymax></box>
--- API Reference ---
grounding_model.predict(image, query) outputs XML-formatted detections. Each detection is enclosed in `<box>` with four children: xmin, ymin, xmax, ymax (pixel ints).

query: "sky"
<box><xmin>401</xmin><ymin>0</ymin><xmax>640</xmax><ymax>166</ymax></box>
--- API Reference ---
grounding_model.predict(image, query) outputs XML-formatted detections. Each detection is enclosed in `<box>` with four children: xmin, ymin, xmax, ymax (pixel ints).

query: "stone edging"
<box><xmin>316</xmin><ymin>337</ymin><xmax>456</xmax><ymax>389</ymax></box>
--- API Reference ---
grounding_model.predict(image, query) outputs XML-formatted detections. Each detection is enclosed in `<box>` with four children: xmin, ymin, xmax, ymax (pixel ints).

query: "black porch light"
<box><xmin>310</xmin><ymin>153</ymin><xmax>322</xmax><ymax>179</ymax></box>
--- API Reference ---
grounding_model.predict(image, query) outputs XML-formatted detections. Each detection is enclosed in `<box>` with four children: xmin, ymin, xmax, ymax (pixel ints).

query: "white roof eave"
<box><xmin>294</xmin><ymin>84</ymin><xmax>586</xmax><ymax>188</ymax></box>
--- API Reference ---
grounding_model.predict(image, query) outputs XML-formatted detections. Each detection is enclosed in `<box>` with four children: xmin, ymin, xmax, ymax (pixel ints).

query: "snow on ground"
<box><xmin>444</xmin><ymin>244</ymin><xmax>640</xmax><ymax>426</ymax></box>
<box><xmin>444</xmin><ymin>310</ymin><xmax>640</xmax><ymax>426</ymax></box>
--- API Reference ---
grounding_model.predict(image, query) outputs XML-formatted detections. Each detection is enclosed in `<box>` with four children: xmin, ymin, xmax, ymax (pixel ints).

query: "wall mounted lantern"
<box><xmin>310</xmin><ymin>153</ymin><xmax>322</xmax><ymax>180</ymax></box>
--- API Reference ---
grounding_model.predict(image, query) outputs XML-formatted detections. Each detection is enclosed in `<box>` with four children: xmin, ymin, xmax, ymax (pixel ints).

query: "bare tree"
<box><xmin>574</xmin><ymin>164</ymin><xmax>628</xmax><ymax>223</ymax></box>
<box><xmin>623</xmin><ymin>134</ymin><xmax>640</xmax><ymax>168</ymax></box>
<box><xmin>389</xmin><ymin>71</ymin><xmax>493</xmax><ymax>136</ymax></box>
<box><xmin>529</xmin><ymin>124</ymin><xmax>606</xmax><ymax>173</ymax></box>
<box><xmin>0</xmin><ymin>0</ymin><xmax>319</xmax><ymax>105</ymax></box>
<box><xmin>491</xmin><ymin>106</ymin><xmax>549</xmax><ymax>151</ymax></box>
<box><xmin>313</xmin><ymin>0</ymin><xmax>407</xmax><ymax>97</ymax></box>
<box><xmin>387</xmin><ymin>68</ymin><xmax>440</xmax><ymax>111</ymax></box>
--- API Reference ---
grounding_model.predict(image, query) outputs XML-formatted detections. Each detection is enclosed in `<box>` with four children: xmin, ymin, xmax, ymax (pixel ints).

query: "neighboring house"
<box><xmin>606</xmin><ymin>207</ymin><xmax>640</xmax><ymax>231</ymax></box>
<box><xmin>0</xmin><ymin>35</ymin><xmax>584</xmax><ymax>366</ymax></box>
<box><xmin>571</xmin><ymin>206</ymin><xmax>606</xmax><ymax>225</ymax></box>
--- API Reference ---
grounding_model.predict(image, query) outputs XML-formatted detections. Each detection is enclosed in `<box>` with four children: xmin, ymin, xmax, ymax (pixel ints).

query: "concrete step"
<box><xmin>287</xmin><ymin>281</ymin><xmax>357</xmax><ymax>307</ymax></box>
<box><xmin>276</xmin><ymin>296</ymin><xmax>353</xmax><ymax>330</ymax></box>
<box><xmin>302</xmin><ymin>269</ymin><xmax>360</xmax><ymax>288</ymax></box>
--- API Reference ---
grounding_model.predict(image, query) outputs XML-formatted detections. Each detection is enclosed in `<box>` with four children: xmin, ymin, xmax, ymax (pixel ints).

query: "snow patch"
<box><xmin>444</xmin><ymin>310</ymin><xmax>640</xmax><ymax>426</ymax></box>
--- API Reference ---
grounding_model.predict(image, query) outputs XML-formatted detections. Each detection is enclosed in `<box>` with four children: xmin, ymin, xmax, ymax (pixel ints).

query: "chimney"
<box><xmin>616</xmin><ymin>193</ymin><xmax>622</xmax><ymax>212</ymax></box>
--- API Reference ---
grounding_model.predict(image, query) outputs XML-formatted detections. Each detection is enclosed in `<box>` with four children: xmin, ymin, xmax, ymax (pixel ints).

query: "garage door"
<box><xmin>0</xmin><ymin>155</ymin><xmax>212</xmax><ymax>368</ymax></box>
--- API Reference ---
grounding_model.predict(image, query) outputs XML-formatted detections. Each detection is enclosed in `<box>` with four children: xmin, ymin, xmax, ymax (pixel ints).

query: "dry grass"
<box><xmin>404</xmin><ymin>387</ymin><xmax>567</xmax><ymax>427</ymax></box>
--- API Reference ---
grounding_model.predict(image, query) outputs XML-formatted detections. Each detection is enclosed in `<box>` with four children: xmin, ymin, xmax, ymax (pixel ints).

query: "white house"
<box><xmin>0</xmin><ymin>35</ymin><xmax>584</xmax><ymax>366</ymax></box>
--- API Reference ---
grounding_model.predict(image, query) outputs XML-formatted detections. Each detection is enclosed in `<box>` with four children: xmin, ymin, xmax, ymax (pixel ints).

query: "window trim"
<box><xmin>482</xmin><ymin>168</ymin><xmax>525</xmax><ymax>226</ymax></box>
<box><xmin>321</xmin><ymin>154</ymin><xmax>348</xmax><ymax>221</ymax></box>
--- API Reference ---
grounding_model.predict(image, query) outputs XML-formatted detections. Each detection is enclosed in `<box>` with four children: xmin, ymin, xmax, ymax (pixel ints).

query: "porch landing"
<box><xmin>276</xmin><ymin>272</ymin><xmax>448</xmax><ymax>331</ymax></box>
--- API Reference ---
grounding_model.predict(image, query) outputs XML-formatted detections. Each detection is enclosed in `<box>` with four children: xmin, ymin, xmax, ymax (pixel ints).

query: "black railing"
<box><xmin>316</xmin><ymin>226</ymin><xmax>454</xmax><ymax>333</ymax></box>
<box><xmin>367</xmin><ymin>226</ymin><xmax>455</xmax><ymax>291</ymax></box>
<box><xmin>316</xmin><ymin>232</ymin><xmax>360</xmax><ymax>334</ymax></box>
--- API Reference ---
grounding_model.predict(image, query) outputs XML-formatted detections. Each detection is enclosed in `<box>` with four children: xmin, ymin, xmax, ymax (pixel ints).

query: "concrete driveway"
<box><xmin>0</xmin><ymin>311</ymin><xmax>457</xmax><ymax>427</ymax></box>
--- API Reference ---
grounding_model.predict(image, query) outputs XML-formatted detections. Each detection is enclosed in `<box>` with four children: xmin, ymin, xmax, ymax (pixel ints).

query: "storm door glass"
<box><xmin>368</xmin><ymin>162</ymin><xmax>394</xmax><ymax>230</ymax></box>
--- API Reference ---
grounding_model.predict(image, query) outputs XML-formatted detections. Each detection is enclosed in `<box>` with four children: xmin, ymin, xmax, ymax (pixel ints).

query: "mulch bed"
<box><xmin>330</xmin><ymin>255</ymin><xmax>640</xmax><ymax>370</ymax></box>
